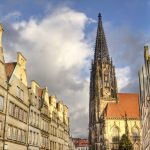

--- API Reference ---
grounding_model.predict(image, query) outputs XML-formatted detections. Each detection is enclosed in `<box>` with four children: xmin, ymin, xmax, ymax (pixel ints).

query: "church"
<box><xmin>88</xmin><ymin>14</ymin><xmax>141</xmax><ymax>150</ymax></box>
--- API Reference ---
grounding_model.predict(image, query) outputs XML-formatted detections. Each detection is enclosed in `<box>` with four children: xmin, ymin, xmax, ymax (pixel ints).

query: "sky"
<box><xmin>0</xmin><ymin>0</ymin><xmax>150</xmax><ymax>138</ymax></box>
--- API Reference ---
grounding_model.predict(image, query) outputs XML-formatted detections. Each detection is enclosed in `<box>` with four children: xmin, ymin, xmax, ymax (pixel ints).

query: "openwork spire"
<box><xmin>94</xmin><ymin>13</ymin><xmax>110</xmax><ymax>63</ymax></box>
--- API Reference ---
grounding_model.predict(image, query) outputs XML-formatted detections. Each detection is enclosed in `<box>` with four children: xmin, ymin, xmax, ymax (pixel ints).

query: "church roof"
<box><xmin>5</xmin><ymin>62</ymin><xmax>17</xmax><ymax>80</ymax></box>
<box><xmin>105</xmin><ymin>93</ymin><xmax>140</xmax><ymax>119</ymax></box>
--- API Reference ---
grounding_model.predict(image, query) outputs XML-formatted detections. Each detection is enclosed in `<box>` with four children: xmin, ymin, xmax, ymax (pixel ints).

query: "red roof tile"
<box><xmin>38</xmin><ymin>88</ymin><xmax>43</xmax><ymax>97</ymax></box>
<box><xmin>73</xmin><ymin>138</ymin><xmax>89</xmax><ymax>147</ymax></box>
<box><xmin>105</xmin><ymin>93</ymin><xmax>140</xmax><ymax>119</ymax></box>
<box><xmin>5</xmin><ymin>62</ymin><xmax>17</xmax><ymax>79</ymax></box>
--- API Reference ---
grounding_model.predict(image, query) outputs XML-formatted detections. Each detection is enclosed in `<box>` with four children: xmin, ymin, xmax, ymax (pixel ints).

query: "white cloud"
<box><xmin>116</xmin><ymin>67</ymin><xmax>131</xmax><ymax>91</ymax></box>
<box><xmin>4</xmin><ymin>7</ymin><xmax>92</xmax><ymax>138</ymax></box>
<box><xmin>3</xmin><ymin>11</ymin><xmax>21</xmax><ymax>21</ymax></box>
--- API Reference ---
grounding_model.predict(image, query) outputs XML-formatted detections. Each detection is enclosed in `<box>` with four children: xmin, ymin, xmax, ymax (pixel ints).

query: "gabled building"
<box><xmin>28</xmin><ymin>80</ymin><xmax>41</xmax><ymax>150</ymax></box>
<box><xmin>89</xmin><ymin>14</ymin><xmax>141</xmax><ymax>150</ymax></box>
<box><xmin>49</xmin><ymin>96</ymin><xmax>70</xmax><ymax>150</ymax></box>
<box><xmin>139</xmin><ymin>46</ymin><xmax>150</xmax><ymax>150</ymax></box>
<box><xmin>40</xmin><ymin>87</ymin><xmax>50</xmax><ymax>150</ymax></box>
<box><xmin>0</xmin><ymin>23</ymin><xmax>71</xmax><ymax>150</ymax></box>
<box><xmin>0</xmin><ymin>24</ymin><xmax>9</xmax><ymax>150</ymax></box>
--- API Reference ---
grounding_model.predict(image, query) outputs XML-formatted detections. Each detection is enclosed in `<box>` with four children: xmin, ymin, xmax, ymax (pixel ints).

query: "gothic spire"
<box><xmin>94</xmin><ymin>13</ymin><xmax>110</xmax><ymax>63</ymax></box>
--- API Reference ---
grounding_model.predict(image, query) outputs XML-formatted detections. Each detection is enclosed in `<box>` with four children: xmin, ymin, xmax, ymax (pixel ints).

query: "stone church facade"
<box><xmin>89</xmin><ymin>14</ymin><xmax>141</xmax><ymax>150</ymax></box>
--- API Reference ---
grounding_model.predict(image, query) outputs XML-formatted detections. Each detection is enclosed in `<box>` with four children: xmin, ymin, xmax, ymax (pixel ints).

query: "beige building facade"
<box><xmin>0</xmin><ymin>24</ymin><xmax>70</xmax><ymax>150</ymax></box>
<box><xmin>139</xmin><ymin>46</ymin><xmax>150</xmax><ymax>150</ymax></box>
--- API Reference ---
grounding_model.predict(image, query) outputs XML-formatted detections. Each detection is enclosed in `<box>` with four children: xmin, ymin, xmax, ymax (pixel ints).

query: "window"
<box><xmin>16</xmin><ymin>87</ymin><xmax>20</xmax><ymax>98</ymax></box>
<box><xmin>20</xmin><ymin>90</ymin><xmax>24</xmax><ymax>100</ymax></box>
<box><xmin>29</xmin><ymin>131</ymin><xmax>32</xmax><ymax>144</ymax></box>
<box><xmin>0</xmin><ymin>122</ymin><xmax>2</xmax><ymax>130</ymax></box>
<box><xmin>18</xmin><ymin>129</ymin><xmax>21</xmax><ymax>142</ymax></box>
<box><xmin>16</xmin><ymin>86</ymin><xmax>24</xmax><ymax>100</ymax></box>
<box><xmin>22</xmin><ymin>130</ymin><xmax>26</xmax><ymax>143</ymax></box>
<box><xmin>0</xmin><ymin>96</ymin><xmax>4</xmax><ymax>111</ymax></box>
<box><xmin>13</xmin><ymin>127</ymin><xmax>17</xmax><ymax>140</ymax></box>
<box><xmin>7</xmin><ymin>125</ymin><xmax>11</xmax><ymax>139</ymax></box>
<box><xmin>37</xmin><ymin>133</ymin><xmax>39</xmax><ymax>145</ymax></box>
<box><xmin>14</xmin><ymin>106</ymin><xmax>19</xmax><ymax>118</ymax></box>
<box><xmin>111</xmin><ymin>127</ymin><xmax>120</xmax><ymax>143</ymax></box>
<box><xmin>19</xmin><ymin>109</ymin><xmax>23</xmax><ymax>121</ymax></box>
<box><xmin>132</xmin><ymin>127</ymin><xmax>140</xmax><ymax>141</ymax></box>
<box><xmin>9</xmin><ymin>102</ymin><xmax>14</xmax><ymax>116</ymax></box>
<box><xmin>23</xmin><ymin>111</ymin><xmax>27</xmax><ymax>123</ymax></box>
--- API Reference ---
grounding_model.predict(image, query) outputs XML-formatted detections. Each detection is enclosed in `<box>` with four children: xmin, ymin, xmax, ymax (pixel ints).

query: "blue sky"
<box><xmin>0</xmin><ymin>0</ymin><xmax>149</xmax><ymax>138</ymax></box>
<box><xmin>1</xmin><ymin>0</ymin><xmax>149</xmax><ymax>31</ymax></box>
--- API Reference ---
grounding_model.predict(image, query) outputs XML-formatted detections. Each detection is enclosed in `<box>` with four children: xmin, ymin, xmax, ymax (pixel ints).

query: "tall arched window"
<box><xmin>111</xmin><ymin>127</ymin><xmax>120</xmax><ymax>143</ymax></box>
<box><xmin>132</xmin><ymin>127</ymin><xmax>140</xmax><ymax>141</ymax></box>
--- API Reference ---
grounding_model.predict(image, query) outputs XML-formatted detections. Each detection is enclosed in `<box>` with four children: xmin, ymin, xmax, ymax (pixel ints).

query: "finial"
<box><xmin>98</xmin><ymin>13</ymin><xmax>102</xmax><ymax>20</ymax></box>
<box><xmin>144</xmin><ymin>45</ymin><xmax>149</xmax><ymax>61</ymax></box>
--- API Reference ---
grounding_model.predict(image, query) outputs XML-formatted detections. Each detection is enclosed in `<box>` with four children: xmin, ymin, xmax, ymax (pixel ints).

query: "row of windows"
<box><xmin>30</xmin><ymin>110</ymin><xmax>40</xmax><ymax>127</ymax></box>
<box><xmin>50</xmin><ymin>141</ymin><xmax>57</xmax><ymax>150</ymax></box>
<box><xmin>41</xmin><ymin>119</ymin><xmax>49</xmax><ymax>132</ymax></box>
<box><xmin>9</xmin><ymin>102</ymin><xmax>27</xmax><ymax>123</ymax></box>
<box><xmin>0</xmin><ymin>96</ymin><xmax>4</xmax><ymax>111</ymax></box>
<box><xmin>58</xmin><ymin>143</ymin><xmax>63</xmax><ymax>150</ymax></box>
<box><xmin>49</xmin><ymin>125</ymin><xmax>68</xmax><ymax>140</ymax></box>
<box><xmin>0</xmin><ymin>86</ymin><xmax>24</xmax><ymax>112</ymax></box>
<box><xmin>49</xmin><ymin>125</ymin><xmax>57</xmax><ymax>136</ymax></box>
<box><xmin>29</xmin><ymin>130</ymin><xmax>39</xmax><ymax>146</ymax></box>
<box><xmin>7</xmin><ymin>125</ymin><xmax>26</xmax><ymax>143</ymax></box>
<box><xmin>77</xmin><ymin>147</ymin><xmax>89</xmax><ymax>150</ymax></box>
<box><xmin>111</xmin><ymin>126</ymin><xmax>140</xmax><ymax>143</ymax></box>
<box><xmin>41</xmin><ymin>136</ymin><xmax>49</xmax><ymax>148</ymax></box>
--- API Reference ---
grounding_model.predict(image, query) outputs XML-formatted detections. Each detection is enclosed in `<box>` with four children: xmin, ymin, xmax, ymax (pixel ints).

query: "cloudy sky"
<box><xmin>0</xmin><ymin>0</ymin><xmax>150</xmax><ymax>138</ymax></box>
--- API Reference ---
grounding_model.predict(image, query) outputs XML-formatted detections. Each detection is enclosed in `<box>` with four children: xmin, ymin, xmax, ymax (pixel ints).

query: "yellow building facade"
<box><xmin>89</xmin><ymin>14</ymin><xmax>141</xmax><ymax>150</ymax></box>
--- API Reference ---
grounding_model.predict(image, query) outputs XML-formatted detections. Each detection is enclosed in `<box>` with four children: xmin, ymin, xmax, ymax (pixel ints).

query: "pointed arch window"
<box><xmin>132</xmin><ymin>127</ymin><xmax>140</xmax><ymax>141</ymax></box>
<box><xmin>111</xmin><ymin>127</ymin><xmax>120</xmax><ymax>143</ymax></box>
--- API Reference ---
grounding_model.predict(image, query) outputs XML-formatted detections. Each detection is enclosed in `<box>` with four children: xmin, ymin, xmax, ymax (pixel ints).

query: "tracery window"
<box><xmin>111</xmin><ymin>127</ymin><xmax>120</xmax><ymax>143</ymax></box>
<box><xmin>132</xmin><ymin>127</ymin><xmax>140</xmax><ymax>141</ymax></box>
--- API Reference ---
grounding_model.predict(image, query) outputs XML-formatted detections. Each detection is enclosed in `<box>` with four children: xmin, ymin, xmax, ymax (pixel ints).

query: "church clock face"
<box><xmin>104</xmin><ymin>89</ymin><xmax>110</xmax><ymax>97</ymax></box>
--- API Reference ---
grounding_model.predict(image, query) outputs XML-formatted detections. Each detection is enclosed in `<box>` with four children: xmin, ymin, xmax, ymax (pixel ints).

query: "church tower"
<box><xmin>89</xmin><ymin>14</ymin><xmax>118</xmax><ymax>150</ymax></box>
